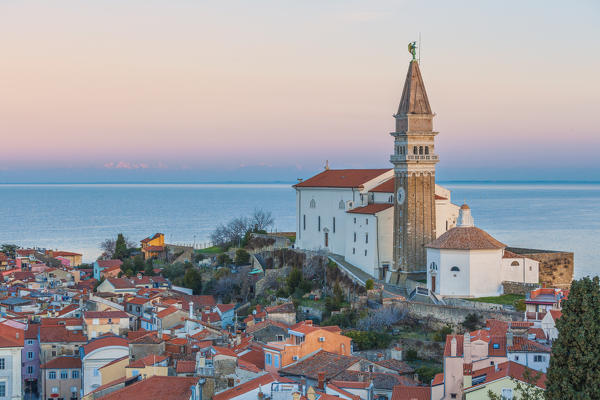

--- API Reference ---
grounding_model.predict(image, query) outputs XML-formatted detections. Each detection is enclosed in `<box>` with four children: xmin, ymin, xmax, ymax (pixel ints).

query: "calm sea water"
<box><xmin>0</xmin><ymin>182</ymin><xmax>597</xmax><ymax>279</ymax></box>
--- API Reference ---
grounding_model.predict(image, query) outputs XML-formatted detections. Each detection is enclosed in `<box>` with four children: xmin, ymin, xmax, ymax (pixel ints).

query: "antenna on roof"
<box><xmin>418</xmin><ymin>32</ymin><xmax>421</xmax><ymax>64</ymax></box>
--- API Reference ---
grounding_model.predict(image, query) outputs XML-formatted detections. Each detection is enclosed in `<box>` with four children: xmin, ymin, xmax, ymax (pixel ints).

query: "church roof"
<box><xmin>397</xmin><ymin>60</ymin><xmax>432</xmax><ymax>115</ymax></box>
<box><xmin>294</xmin><ymin>169</ymin><xmax>391</xmax><ymax>189</ymax></box>
<box><xmin>370</xmin><ymin>179</ymin><xmax>394</xmax><ymax>193</ymax></box>
<box><xmin>347</xmin><ymin>203</ymin><xmax>394</xmax><ymax>215</ymax></box>
<box><xmin>426</xmin><ymin>226</ymin><xmax>506</xmax><ymax>250</ymax></box>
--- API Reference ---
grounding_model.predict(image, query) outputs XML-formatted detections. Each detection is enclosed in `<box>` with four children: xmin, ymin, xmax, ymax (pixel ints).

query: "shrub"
<box><xmin>404</xmin><ymin>349</ymin><xmax>418</xmax><ymax>361</ymax></box>
<box><xmin>432</xmin><ymin>325</ymin><xmax>453</xmax><ymax>342</ymax></box>
<box><xmin>234</xmin><ymin>249</ymin><xmax>251</xmax><ymax>265</ymax></box>
<box><xmin>463</xmin><ymin>313</ymin><xmax>483</xmax><ymax>331</ymax></box>
<box><xmin>365</xmin><ymin>279</ymin><xmax>374</xmax><ymax>290</ymax></box>
<box><xmin>415</xmin><ymin>366</ymin><xmax>442</xmax><ymax>384</ymax></box>
<box><xmin>343</xmin><ymin>330</ymin><xmax>393</xmax><ymax>350</ymax></box>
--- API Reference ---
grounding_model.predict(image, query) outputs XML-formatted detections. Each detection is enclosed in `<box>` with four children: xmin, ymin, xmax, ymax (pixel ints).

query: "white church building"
<box><xmin>293</xmin><ymin>169</ymin><xmax>459</xmax><ymax>282</ymax></box>
<box><xmin>294</xmin><ymin>51</ymin><xmax>540</xmax><ymax>297</ymax></box>
<box><xmin>426</xmin><ymin>204</ymin><xmax>540</xmax><ymax>297</ymax></box>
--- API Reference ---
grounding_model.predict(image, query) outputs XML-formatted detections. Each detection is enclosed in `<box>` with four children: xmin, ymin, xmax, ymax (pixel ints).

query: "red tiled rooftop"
<box><xmin>213</xmin><ymin>373</ymin><xmax>279</xmax><ymax>400</ymax></box>
<box><xmin>426</xmin><ymin>227</ymin><xmax>505</xmax><ymax>250</ymax></box>
<box><xmin>40</xmin><ymin>356</ymin><xmax>81</xmax><ymax>369</ymax></box>
<box><xmin>294</xmin><ymin>169</ymin><xmax>391</xmax><ymax>188</ymax></box>
<box><xmin>84</xmin><ymin>310</ymin><xmax>129</xmax><ymax>319</ymax></box>
<box><xmin>347</xmin><ymin>203</ymin><xmax>394</xmax><ymax>215</ymax></box>
<box><xmin>83</xmin><ymin>335</ymin><xmax>128</xmax><ymax>356</ymax></box>
<box><xmin>96</xmin><ymin>375</ymin><xmax>199</xmax><ymax>400</ymax></box>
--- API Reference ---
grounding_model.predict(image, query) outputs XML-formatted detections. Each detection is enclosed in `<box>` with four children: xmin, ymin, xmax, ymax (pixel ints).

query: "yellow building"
<box><xmin>141</xmin><ymin>233</ymin><xmax>166</xmax><ymax>260</ymax></box>
<box><xmin>99</xmin><ymin>355</ymin><xmax>129</xmax><ymax>385</ymax></box>
<box><xmin>125</xmin><ymin>354</ymin><xmax>170</xmax><ymax>379</ymax></box>
<box><xmin>83</xmin><ymin>310</ymin><xmax>130</xmax><ymax>339</ymax></box>
<box><xmin>464</xmin><ymin>361</ymin><xmax>546</xmax><ymax>399</ymax></box>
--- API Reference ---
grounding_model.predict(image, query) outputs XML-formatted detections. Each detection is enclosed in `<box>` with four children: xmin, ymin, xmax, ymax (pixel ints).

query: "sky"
<box><xmin>1</xmin><ymin>0</ymin><xmax>599</xmax><ymax>183</ymax></box>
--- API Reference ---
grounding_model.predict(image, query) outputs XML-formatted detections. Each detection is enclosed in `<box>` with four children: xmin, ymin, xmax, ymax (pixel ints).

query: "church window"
<box><xmin>413</xmin><ymin>146</ymin><xmax>418</xmax><ymax>155</ymax></box>
<box><xmin>430</xmin><ymin>262</ymin><xmax>437</xmax><ymax>270</ymax></box>
<box><xmin>511</xmin><ymin>261</ymin><xmax>520</xmax><ymax>267</ymax></box>
<box><xmin>303</xmin><ymin>215</ymin><xmax>306</xmax><ymax>230</ymax></box>
<box><xmin>333</xmin><ymin>217</ymin><xmax>336</xmax><ymax>233</ymax></box>
<box><xmin>365</xmin><ymin>233</ymin><xmax>368</xmax><ymax>244</ymax></box>
<box><xmin>364</xmin><ymin>250</ymin><xmax>368</xmax><ymax>256</ymax></box>
<box><xmin>354</xmin><ymin>217</ymin><xmax>356</xmax><ymax>224</ymax></box>
<box><xmin>352</xmin><ymin>248</ymin><xmax>355</xmax><ymax>254</ymax></box>
<box><xmin>529</xmin><ymin>266</ymin><xmax>532</xmax><ymax>271</ymax></box>
<box><xmin>318</xmin><ymin>216</ymin><xmax>321</xmax><ymax>231</ymax></box>
<box><xmin>339</xmin><ymin>200</ymin><xmax>345</xmax><ymax>210</ymax></box>
<box><xmin>309</xmin><ymin>199</ymin><xmax>316</xmax><ymax>208</ymax></box>
<box><xmin>353</xmin><ymin>232</ymin><xmax>357</xmax><ymax>242</ymax></box>
<box><xmin>419</xmin><ymin>146</ymin><xmax>423</xmax><ymax>155</ymax></box>
<box><xmin>451</xmin><ymin>266</ymin><xmax>460</xmax><ymax>272</ymax></box>
<box><xmin>425</xmin><ymin>146</ymin><xmax>429</xmax><ymax>155</ymax></box>
<box><xmin>365</xmin><ymin>218</ymin><xmax>368</xmax><ymax>225</ymax></box>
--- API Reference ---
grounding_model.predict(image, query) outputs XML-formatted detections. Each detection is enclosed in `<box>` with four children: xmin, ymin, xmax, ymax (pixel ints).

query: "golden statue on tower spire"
<box><xmin>408</xmin><ymin>41</ymin><xmax>417</xmax><ymax>61</ymax></box>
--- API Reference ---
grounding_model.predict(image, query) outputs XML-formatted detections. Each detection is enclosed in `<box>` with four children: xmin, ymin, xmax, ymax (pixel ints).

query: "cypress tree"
<box><xmin>114</xmin><ymin>233</ymin><xmax>128</xmax><ymax>260</ymax></box>
<box><xmin>546</xmin><ymin>276</ymin><xmax>600</xmax><ymax>399</ymax></box>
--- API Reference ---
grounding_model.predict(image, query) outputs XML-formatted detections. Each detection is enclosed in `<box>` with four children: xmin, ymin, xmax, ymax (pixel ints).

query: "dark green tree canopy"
<box><xmin>545</xmin><ymin>276</ymin><xmax>600</xmax><ymax>399</ymax></box>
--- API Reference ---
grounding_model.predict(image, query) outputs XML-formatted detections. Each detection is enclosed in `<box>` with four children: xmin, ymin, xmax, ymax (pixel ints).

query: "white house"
<box><xmin>506</xmin><ymin>334</ymin><xmax>551</xmax><ymax>373</ymax></box>
<box><xmin>294</xmin><ymin>168</ymin><xmax>459</xmax><ymax>282</ymax></box>
<box><xmin>426</xmin><ymin>205</ymin><xmax>540</xmax><ymax>298</ymax></box>
<box><xmin>541</xmin><ymin>310</ymin><xmax>562</xmax><ymax>342</ymax></box>
<box><xmin>0</xmin><ymin>324</ymin><xmax>24</xmax><ymax>400</ymax></box>
<box><xmin>81</xmin><ymin>335</ymin><xmax>129</xmax><ymax>395</ymax></box>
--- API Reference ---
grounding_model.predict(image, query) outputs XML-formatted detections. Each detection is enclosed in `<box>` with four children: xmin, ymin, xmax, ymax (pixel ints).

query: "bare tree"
<box><xmin>98</xmin><ymin>235</ymin><xmax>137</xmax><ymax>259</ymax></box>
<box><xmin>357</xmin><ymin>305</ymin><xmax>407</xmax><ymax>331</ymax></box>
<box><xmin>251</xmin><ymin>209</ymin><xmax>274</xmax><ymax>231</ymax></box>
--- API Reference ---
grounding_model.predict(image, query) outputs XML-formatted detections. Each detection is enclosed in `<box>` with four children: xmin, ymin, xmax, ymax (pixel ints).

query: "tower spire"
<box><xmin>396</xmin><ymin>60</ymin><xmax>432</xmax><ymax>116</ymax></box>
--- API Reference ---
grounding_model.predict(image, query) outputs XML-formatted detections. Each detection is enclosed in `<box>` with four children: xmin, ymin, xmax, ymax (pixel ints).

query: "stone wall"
<box><xmin>443</xmin><ymin>298</ymin><xmax>515</xmax><ymax>312</ymax></box>
<box><xmin>390</xmin><ymin>300</ymin><xmax>521</xmax><ymax>329</ymax></box>
<box><xmin>506</xmin><ymin>247</ymin><xmax>574</xmax><ymax>290</ymax></box>
<box><xmin>502</xmin><ymin>281</ymin><xmax>540</xmax><ymax>295</ymax></box>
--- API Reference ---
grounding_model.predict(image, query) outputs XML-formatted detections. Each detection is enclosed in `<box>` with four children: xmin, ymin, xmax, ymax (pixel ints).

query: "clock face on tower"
<box><xmin>397</xmin><ymin>187</ymin><xmax>405</xmax><ymax>205</ymax></box>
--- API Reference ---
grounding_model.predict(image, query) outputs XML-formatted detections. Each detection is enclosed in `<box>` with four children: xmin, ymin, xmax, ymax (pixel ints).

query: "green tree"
<box><xmin>120</xmin><ymin>258</ymin><xmax>134</xmax><ymax>277</ymax></box>
<box><xmin>144</xmin><ymin>260</ymin><xmax>155</xmax><ymax>276</ymax></box>
<box><xmin>234</xmin><ymin>249</ymin><xmax>251</xmax><ymax>265</ymax></box>
<box><xmin>415</xmin><ymin>366</ymin><xmax>442</xmax><ymax>385</ymax></box>
<box><xmin>463</xmin><ymin>313</ymin><xmax>483</xmax><ymax>331</ymax></box>
<box><xmin>545</xmin><ymin>277</ymin><xmax>600</xmax><ymax>399</ymax></box>
<box><xmin>287</xmin><ymin>267</ymin><xmax>302</xmax><ymax>294</ymax></box>
<box><xmin>216</xmin><ymin>253</ymin><xmax>232</xmax><ymax>266</ymax></box>
<box><xmin>365</xmin><ymin>279</ymin><xmax>374</xmax><ymax>290</ymax></box>
<box><xmin>0</xmin><ymin>244</ymin><xmax>19</xmax><ymax>258</ymax></box>
<box><xmin>183</xmin><ymin>267</ymin><xmax>203</xmax><ymax>295</ymax></box>
<box><xmin>93</xmin><ymin>277</ymin><xmax>105</xmax><ymax>292</ymax></box>
<box><xmin>133</xmin><ymin>255</ymin><xmax>145</xmax><ymax>273</ymax></box>
<box><xmin>114</xmin><ymin>233</ymin><xmax>128</xmax><ymax>260</ymax></box>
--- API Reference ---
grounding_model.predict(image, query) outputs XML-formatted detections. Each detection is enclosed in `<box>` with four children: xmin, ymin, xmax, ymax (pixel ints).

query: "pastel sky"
<box><xmin>1</xmin><ymin>0</ymin><xmax>599</xmax><ymax>182</ymax></box>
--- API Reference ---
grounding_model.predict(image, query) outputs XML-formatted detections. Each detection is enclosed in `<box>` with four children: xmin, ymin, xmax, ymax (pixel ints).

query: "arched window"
<box><xmin>309</xmin><ymin>199</ymin><xmax>316</xmax><ymax>208</ymax></box>
<box><xmin>413</xmin><ymin>146</ymin><xmax>418</xmax><ymax>155</ymax></box>
<box><xmin>511</xmin><ymin>261</ymin><xmax>520</xmax><ymax>267</ymax></box>
<box><xmin>419</xmin><ymin>146</ymin><xmax>423</xmax><ymax>155</ymax></box>
<box><xmin>429</xmin><ymin>262</ymin><xmax>437</xmax><ymax>270</ymax></box>
<box><xmin>425</xmin><ymin>146</ymin><xmax>429</xmax><ymax>155</ymax></box>
<box><xmin>338</xmin><ymin>200</ymin><xmax>345</xmax><ymax>210</ymax></box>
<box><xmin>450</xmin><ymin>266</ymin><xmax>460</xmax><ymax>272</ymax></box>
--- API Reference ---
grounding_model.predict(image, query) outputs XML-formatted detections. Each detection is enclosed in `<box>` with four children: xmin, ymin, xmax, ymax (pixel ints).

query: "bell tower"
<box><xmin>390</xmin><ymin>50</ymin><xmax>439</xmax><ymax>282</ymax></box>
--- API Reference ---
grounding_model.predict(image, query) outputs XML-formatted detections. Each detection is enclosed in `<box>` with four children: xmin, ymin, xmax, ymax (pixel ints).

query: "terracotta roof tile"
<box><xmin>391</xmin><ymin>385</ymin><xmax>431</xmax><ymax>400</ymax></box>
<box><xmin>97</xmin><ymin>375</ymin><xmax>199</xmax><ymax>400</ymax></box>
<box><xmin>213</xmin><ymin>373</ymin><xmax>279</xmax><ymax>400</ymax></box>
<box><xmin>347</xmin><ymin>203</ymin><xmax>394</xmax><ymax>215</ymax></box>
<box><xmin>40</xmin><ymin>356</ymin><xmax>81</xmax><ymax>369</ymax></box>
<box><xmin>426</xmin><ymin>226</ymin><xmax>505</xmax><ymax>250</ymax></box>
<box><xmin>370</xmin><ymin>179</ymin><xmax>394</xmax><ymax>193</ymax></box>
<box><xmin>294</xmin><ymin>169</ymin><xmax>391</xmax><ymax>188</ymax></box>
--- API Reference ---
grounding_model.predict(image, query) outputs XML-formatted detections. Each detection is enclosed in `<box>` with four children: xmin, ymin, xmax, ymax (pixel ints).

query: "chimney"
<box><xmin>507</xmin><ymin>331</ymin><xmax>514</xmax><ymax>348</ymax></box>
<box><xmin>462</xmin><ymin>363</ymin><xmax>473</xmax><ymax>388</ymax></box>
<box><xmin>463</xmin><ymin>333</ymin><xmax>472</xmax><ymax>364</ymax></box>
<box><xmin>390</xmin><ymin>344</ymin><xmax>403</xmax><ymax>361</ymax></box>
<box><xmin>450</xmin><ymin>337</ymin><xmax>457</xmax><ymax>357</ymax></box>
<box><xmin>189</xmin><ymin>302</ymin><xmax>194</xmax><ymax>320</ymax></box>
<box><xmin>318</xmin><ymin>372</ymin><xmax>325</xmax><ymax>390</ymax></box>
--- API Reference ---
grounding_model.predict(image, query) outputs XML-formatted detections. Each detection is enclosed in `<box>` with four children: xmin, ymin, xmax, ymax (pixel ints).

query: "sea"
<box><xmin>0</xmin><ymin>182</ymin><xmax>598</xmax><ymax>279</ymax></box>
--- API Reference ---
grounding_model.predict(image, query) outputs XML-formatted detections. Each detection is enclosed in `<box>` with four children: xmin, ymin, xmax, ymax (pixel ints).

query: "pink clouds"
<box><xmin>103</xmin><ymin>161</ymin><xmax>150</xmax><ymax>170</ymax></box>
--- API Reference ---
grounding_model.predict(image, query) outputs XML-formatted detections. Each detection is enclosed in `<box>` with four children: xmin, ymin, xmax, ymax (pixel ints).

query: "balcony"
<box><xmin>390</xmin><ymin>154</ymin><xmax>438</xmax><ymax>163</ymax></box>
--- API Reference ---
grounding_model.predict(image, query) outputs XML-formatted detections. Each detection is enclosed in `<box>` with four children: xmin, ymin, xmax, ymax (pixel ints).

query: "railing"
<box><xmin>390</xmin><ymin>154</ymin><xmax>438</xmax><ymax>162</ymax></box>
